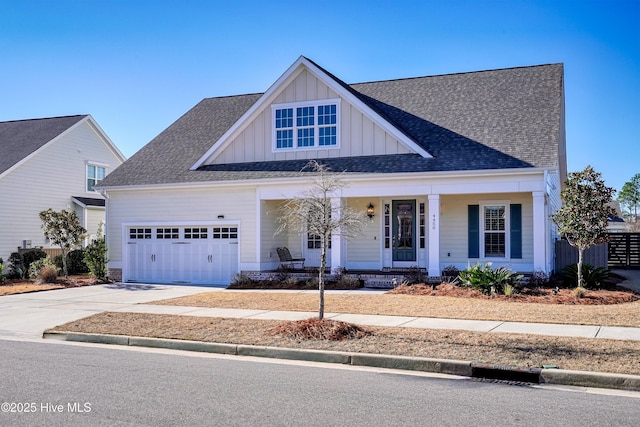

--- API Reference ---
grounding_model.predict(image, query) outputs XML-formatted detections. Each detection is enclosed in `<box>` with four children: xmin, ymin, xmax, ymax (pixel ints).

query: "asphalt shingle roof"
<box><xmin>99</xmin><ymin>63</ymin><xmax>564</xmax><ymax>187</ymax></box>
<box><xmin>0</xmin><ymin>115</ymin><xmax>87</xmax><ymax>175</ymax></box>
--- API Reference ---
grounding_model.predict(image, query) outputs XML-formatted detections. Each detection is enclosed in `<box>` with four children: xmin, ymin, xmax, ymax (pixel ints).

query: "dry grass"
<box><xmin>50</xmin><ymin>312</ymin><xmax>640</xmax><ymax>375</ymax></box>
<box><xmin>151</xmin><ymin>290</ymin><xmax>640</xmax><ymax>327</ymax></box>
<box><xmin>0</xmin><ymin>276</ymin><xmax>100</xmax><ymax>296</ymax></box>
<box><xmin>0</xmin><ymin>283</ymin><xmax>63</xmax><ymax>295</ymax></box>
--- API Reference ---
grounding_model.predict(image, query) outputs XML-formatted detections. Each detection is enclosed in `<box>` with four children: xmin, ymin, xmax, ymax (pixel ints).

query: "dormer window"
<box><xmin>272</xmin><ymin>99</ymin><xmax>340</xmax><ymax>151</ymax></box>
<box><xmin>87</xmin><ymin>163</ymin><xmax>106</xmax><ymax>191</ymax></box>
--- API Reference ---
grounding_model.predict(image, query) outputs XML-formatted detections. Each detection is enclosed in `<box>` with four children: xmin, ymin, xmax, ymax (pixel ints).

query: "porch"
<box><xmin>241</xmin><ymin>267</ymin><xmax>442</xmax><ymax>289</ymax></box>
<box><xmin>255</xmin><ymin>189</ymin><xmax>551</xmax><ymax>277</ymax></box>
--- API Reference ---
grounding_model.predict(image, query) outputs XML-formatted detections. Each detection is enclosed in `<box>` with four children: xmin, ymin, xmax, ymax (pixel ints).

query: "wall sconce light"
<box><xmin>217</xmin><ymin>215</ymin><xmax>225</xmax><ymax>219</ymax></box>
<box><xmin>367</xmin><ymin>203</ymin><xmax>375</xmax><ymax>219</ymax></box>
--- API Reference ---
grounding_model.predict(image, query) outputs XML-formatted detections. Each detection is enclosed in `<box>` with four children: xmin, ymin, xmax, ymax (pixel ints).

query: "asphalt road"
<box><xmin>0</xmin><ymin>339</ymin><xmax>638</xmax><ymax>426</ymax></box>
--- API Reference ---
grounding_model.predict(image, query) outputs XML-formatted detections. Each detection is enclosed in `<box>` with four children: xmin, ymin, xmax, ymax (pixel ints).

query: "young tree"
<box><xmin>39</xmin><ymin>208</ymin><xmax>87</xmax><ymax>277</ymax></box>
<box><xmin>618</xmin><ymin>173</ymin><xmax>640</xmax><ymax>229</ymax></box>
<box><xmin>550</xmin><ymin>166</ymin><xmax>616</xmax><ymax>288</ymax></box>
<box><xmin>276</xmin><ymin>160</ymin><xmax>367</xmax><ymax>319</ymax></box>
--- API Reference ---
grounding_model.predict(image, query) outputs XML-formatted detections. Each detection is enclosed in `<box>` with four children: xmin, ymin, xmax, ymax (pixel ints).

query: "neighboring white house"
<box><xmin>0</xmin><ymin>115</ymin><xmax>126</xmax><ymax>268</ymax></box>
<box><xmin>99</xmin><ymin>57</ymin><xmax>566</xmax><ymax>285</ymax></box>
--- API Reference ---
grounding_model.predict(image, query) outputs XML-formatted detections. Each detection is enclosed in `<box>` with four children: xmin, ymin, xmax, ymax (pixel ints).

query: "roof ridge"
<box><xmin>202</xmin><ymin>92</ymin><xmax>263</xmax><ymax>101</ymax></box>
<box><xmin>351</xmin><ymin>63</ymin><xmax>564</xmax><ymax>86</ymax></box>
<box><xmin>0</xmin><ymin>114</ymin><xmax>87</xmax><ymax>125</ymax></box>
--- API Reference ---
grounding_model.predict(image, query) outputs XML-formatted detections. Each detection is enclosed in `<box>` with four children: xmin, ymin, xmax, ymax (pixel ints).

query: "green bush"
<box><xmin>458</xmin><ymin>262</ymin><xmax>523</xmax><ymax>295</ymax></box>
<box><xmin>0</xmin><ymin>257</ymin><xmax>5</xmax><ymax>284</ymax></box>
<box><xmin>28</xmin><ymin>256</ymin><xmax>57</xmax><ymax>280</ymax></box>
<box><xmin>561</xmin><ymin>263</ymin><xmax>612</xmax><ymax>289</ymax></box>
<box><xmin>67</xmin><ymin>248</ymin><xmax>89</xmax><ymax>275</ymax></box>
<box><xmin>55</xmin><ymin>249</ymin><xmax>89</xmax><ymax>275</ymax></box>
<box><xmin>7</xmin><ymin>252</ymin><xmax>24</xmax><ymax>279</ymax></box>
<box><xmin>84</xmin><ymin>237</ymin><xmax>108</xmax><ymax>280</ymax></box>
<box><xmin>22</xmin><ymin>249</ymin><xmax>47</xmax><ymax>277</ymax></box>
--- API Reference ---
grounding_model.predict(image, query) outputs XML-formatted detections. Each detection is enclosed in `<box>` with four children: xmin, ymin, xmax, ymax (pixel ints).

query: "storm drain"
<box><xmin>471</xmin><ymin>363</ymin><xmax>542</xmax><ymax>384</ymax></box>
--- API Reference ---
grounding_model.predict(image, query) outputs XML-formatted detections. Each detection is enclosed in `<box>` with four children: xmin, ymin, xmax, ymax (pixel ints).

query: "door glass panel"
<box><xmin>397</xmin><ymin>204</ymin><xmax>413</xmax><ymax>249</ymax></box>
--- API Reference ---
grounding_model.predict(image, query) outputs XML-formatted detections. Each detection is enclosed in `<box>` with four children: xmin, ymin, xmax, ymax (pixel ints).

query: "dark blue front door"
<box><xmin>392</xmin><ymin>200</ymin><xmax>416</xmax><ymax>262</ymax></box>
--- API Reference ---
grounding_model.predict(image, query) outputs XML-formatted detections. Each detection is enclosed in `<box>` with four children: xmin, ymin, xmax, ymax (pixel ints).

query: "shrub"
<box><xmin>84</xmin><ymin>237</ymin><xmax>107</xmax><ymax>280</ymax></box>
<box><xmin>28</xmin><ymin>256</ymin><xmax>57</xmax><ymax>280</ymax></box>
<box><xmin>7</xmin><ymin>252</ymin><xmax>25</xmax><ymax>279</ymax></box>
<box><xmin>573</xmin><ymin>286</ymin><xmax>586</xmax><ymax>298</ymax></box>
<box><xmin>66</xmin><ymin>249</ymin><xmax>89</xmax><ymax>275</ymax></box>
<box><xmin>335</xmin><ymin>274</ymin><xmax>362</xmax><ymax>289</ymax></box>
<box><xmin>458</xmin><ymin>262</ymin><xmax>523</xmax><ymax>295</ymax></box>
<box><xmin>403</xmin><ymin>265</ymin><xmax>426</xmax><ymax>285</ymax></box>
<box><xmin>37</xmin><ymin>265</ymin><xmax>58</xmax><ymax>283</ymax></box>
<box><xmin>561</xmin><ymin>263</ymin><xmax>612</xmax><ymax>289</ymax></box>
<box><xmin>529</xmin><ymin>269</ymin><xmax>550</xmax><ymax>288</ymax></box>
<box><xmin>22</xmin><ymin>249</ymin><xmax>47</xmax><ymax>277</ymax></box>
<box><xmin>0</xmin><ymin>257</ymin><xmax>5</xmax><ymax>284</ymax></box>
<box><xmin>442</xmin><ymin>265</ymin><xmax>459</xmax><ymax>278</ymax></box>
<box><xmin>230</xmin><ymin>273</ymin><xmax>254</xmax><ymax>287</ymax></box>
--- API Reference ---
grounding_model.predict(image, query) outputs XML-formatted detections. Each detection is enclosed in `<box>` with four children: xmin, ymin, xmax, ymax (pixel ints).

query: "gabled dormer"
<box><xmin>191</xmin><ymin>56</ymin><xmax>431</xmax><ymax>169</ymax></box>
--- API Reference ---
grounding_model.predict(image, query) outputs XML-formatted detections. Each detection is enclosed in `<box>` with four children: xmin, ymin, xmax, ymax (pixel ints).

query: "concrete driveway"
<box><xmin>0</xmin><ymin>283</ymin><xmax>214</xmax><ymax>340</ymax></box>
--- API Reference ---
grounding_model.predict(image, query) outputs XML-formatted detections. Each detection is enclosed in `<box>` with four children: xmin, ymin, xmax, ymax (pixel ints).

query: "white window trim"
<box><xmin>479</xmin><ymin>200</ymin><xmax>510</xmax><ymax>260</ymax></box>
<box><xmin>86</xmin><ymin>161</ymin><xmax>109</xmax><ymax>193</ymax></box>
<box><xmin>271</xmin><ymin>99</ymin><xmax>341</xmax><ymax>152</ymax></box>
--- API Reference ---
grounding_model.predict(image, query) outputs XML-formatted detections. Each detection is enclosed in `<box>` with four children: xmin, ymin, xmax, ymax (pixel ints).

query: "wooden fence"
<box><xmin>18</xmin><ymin>248</ymin><xmax>64</xmax><ymax>259</ymax></box>
<box><xmin>608</xmin><ymin>233</ymin><xmax>640</xmax><ymax>268</ymax></box>
<box><xmin>554</xmin><ymin>239</ymin><xmax>608</xmax><ymax>273</ymax></box>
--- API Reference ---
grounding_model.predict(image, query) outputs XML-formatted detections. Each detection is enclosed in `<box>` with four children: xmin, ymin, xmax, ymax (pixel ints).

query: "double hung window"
<box><xmin>87</xmin><ymin>164</ymin><xmax>106</xmax><ymax>192</ymax></box>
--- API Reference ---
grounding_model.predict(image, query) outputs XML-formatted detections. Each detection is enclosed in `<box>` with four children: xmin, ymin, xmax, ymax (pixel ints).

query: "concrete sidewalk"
<box><xmin>119</xmin><ymin>302</ymin><xmax>640</xmax><ymax>341</ymax></box>
<box><xmin>1</xmin><ymin>281</ymin><xmax>640</xmax><ymax>341</ymax></box>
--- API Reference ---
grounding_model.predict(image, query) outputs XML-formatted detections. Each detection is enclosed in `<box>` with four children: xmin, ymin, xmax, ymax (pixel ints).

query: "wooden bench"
<box><xmin>276</xmin><ymin>247</ymin><xmax>305</xmax><ymax>269</ymax></box>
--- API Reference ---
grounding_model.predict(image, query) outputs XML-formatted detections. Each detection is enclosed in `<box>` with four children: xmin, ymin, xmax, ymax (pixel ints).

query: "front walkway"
<box><xmin>1</xmin><ymin>282</ymin><xmax>639</xmax><ymax>341</ymax></box>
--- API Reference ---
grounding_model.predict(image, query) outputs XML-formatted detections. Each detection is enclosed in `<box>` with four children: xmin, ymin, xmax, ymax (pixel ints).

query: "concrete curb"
<box><xmin>42</xmin><ymin>331</ymin><xmax>640</xmax><ymax>392</ymax></box>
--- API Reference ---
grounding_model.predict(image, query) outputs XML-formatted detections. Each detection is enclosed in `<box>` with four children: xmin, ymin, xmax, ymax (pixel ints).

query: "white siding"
<box><xmin>345</xmin><ymin>198</ymin><xmax>381</xmax><ymax>266</ymax></box>
<box><xmin>439</xmin><ymin>193</ymin><xmax>534</xmax><ymax>271</ymax></box>
<box><xmin>86</xmin><ymin>208</ymin><xmax>105</xmax><ymax>241</ymax></box>
<box><xmin>0</xmin><ymin>120</ymin><xmax>123</xmax><ymax>265</ymax></box>
<box><xmin>208</xmin><ymin>69</ymin><xmax>411</xmax><ymax>165</ymax></box>
<box><xmin>106</xmin><ymin>187</ymin><xmax>257</xmax><ymax>268</ymax></box>
<box><xmin>260</xmin><ymin>200</ymin><xmax>288</xmax><ymax>266</ymax></box>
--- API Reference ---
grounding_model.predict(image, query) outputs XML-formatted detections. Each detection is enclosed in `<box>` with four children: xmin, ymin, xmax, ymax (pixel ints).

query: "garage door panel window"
<box><xmin>130</xmin><ymin>228</ymin><xmax>152</xmax><ymax>239</ymax></box>
<box><xmin>185</xmin><ymin>228</ymin><xmax>208</xmax><ymax>239</ymax></box>
<box><xmin>213</xmin><ymin>227</ymin><xmax>237</xmax><ymax>239</ymax></box>
<box><xmin>157</xmin><ymin>228</ymin><xmax>179</xmax><ymax>239</ymax></box>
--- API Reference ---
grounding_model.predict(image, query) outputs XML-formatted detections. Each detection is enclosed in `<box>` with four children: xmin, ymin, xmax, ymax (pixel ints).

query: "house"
<box><xmin>98</xmin><ymin>57</ymin><xmax>566</xmax><ymax>285</ymax></box>
<box><xmin>0</xmin><ymin>115</ymin><xmax>126</xmax><ymax>268</ymax></box>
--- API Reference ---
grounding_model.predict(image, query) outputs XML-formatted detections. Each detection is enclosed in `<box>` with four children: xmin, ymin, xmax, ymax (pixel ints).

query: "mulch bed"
<box><xmin>389</xmin><ymin>283</ymin><xmax>639</xmax><ymax>305</ymax></box>
<box><xmin>268</xmin><ymin>318</ymin><xmax>371</xmax><ymax>341</ymax></box>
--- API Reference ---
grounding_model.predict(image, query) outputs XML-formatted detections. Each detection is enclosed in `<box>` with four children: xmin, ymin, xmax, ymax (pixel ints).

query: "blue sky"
<box><xmin>1</xmin><ymin>0</ymin><xmax>638</xmax><ymax>192</ymax></box>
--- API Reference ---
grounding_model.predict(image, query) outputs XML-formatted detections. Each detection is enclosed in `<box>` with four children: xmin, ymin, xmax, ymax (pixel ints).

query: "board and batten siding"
<box><xmin>439</xmin><ymin>193</ymin><xmax>534</xmax><ymax>271</ymax></box>
<box><xmin>106</xmin><ymin>187</ymin><xmax>257</xmax><ymax>267</ymax></box>
<box><xmin>0</xmin><ymin>120</ymin><xmax>122</xmax><ymax>264</ymax></box>
<box><xmin>210</xmin><ymin>68</ymin><xmax>411</xmax><ymax>165</ymax></box>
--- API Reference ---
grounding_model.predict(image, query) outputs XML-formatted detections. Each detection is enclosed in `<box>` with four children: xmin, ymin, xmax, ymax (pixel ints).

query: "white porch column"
<box><xmin>532</xmin><ymin>191</ymin><xmax>546</xmax><ymax>272</ymax></box>
<box><xmin>330</xmin><ymin>197</ymin><xmax>343</xmax><ymax>272</ymax></box>
<box><xmin>428</xmin><ymin>194</ymin><xmax>441</xmax><ymax>277</ymax></box>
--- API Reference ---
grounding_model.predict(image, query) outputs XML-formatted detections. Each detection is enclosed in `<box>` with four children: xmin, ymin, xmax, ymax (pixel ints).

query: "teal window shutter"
<box><xmin>510</xmin><ymin>204</ymin><xmax>522</xmax><ymax>259</ymax></box>
<box><xmin>468</xmin><ymin>205</ymin><xmax>479</xmax><ymax>258</ymax></box>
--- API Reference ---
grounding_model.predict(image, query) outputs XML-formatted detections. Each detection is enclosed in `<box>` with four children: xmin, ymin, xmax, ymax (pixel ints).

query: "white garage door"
<box><xmin>126</xmin><ymin>225</ymin><xmax>238</xmax><ymax>285</ymax></box>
